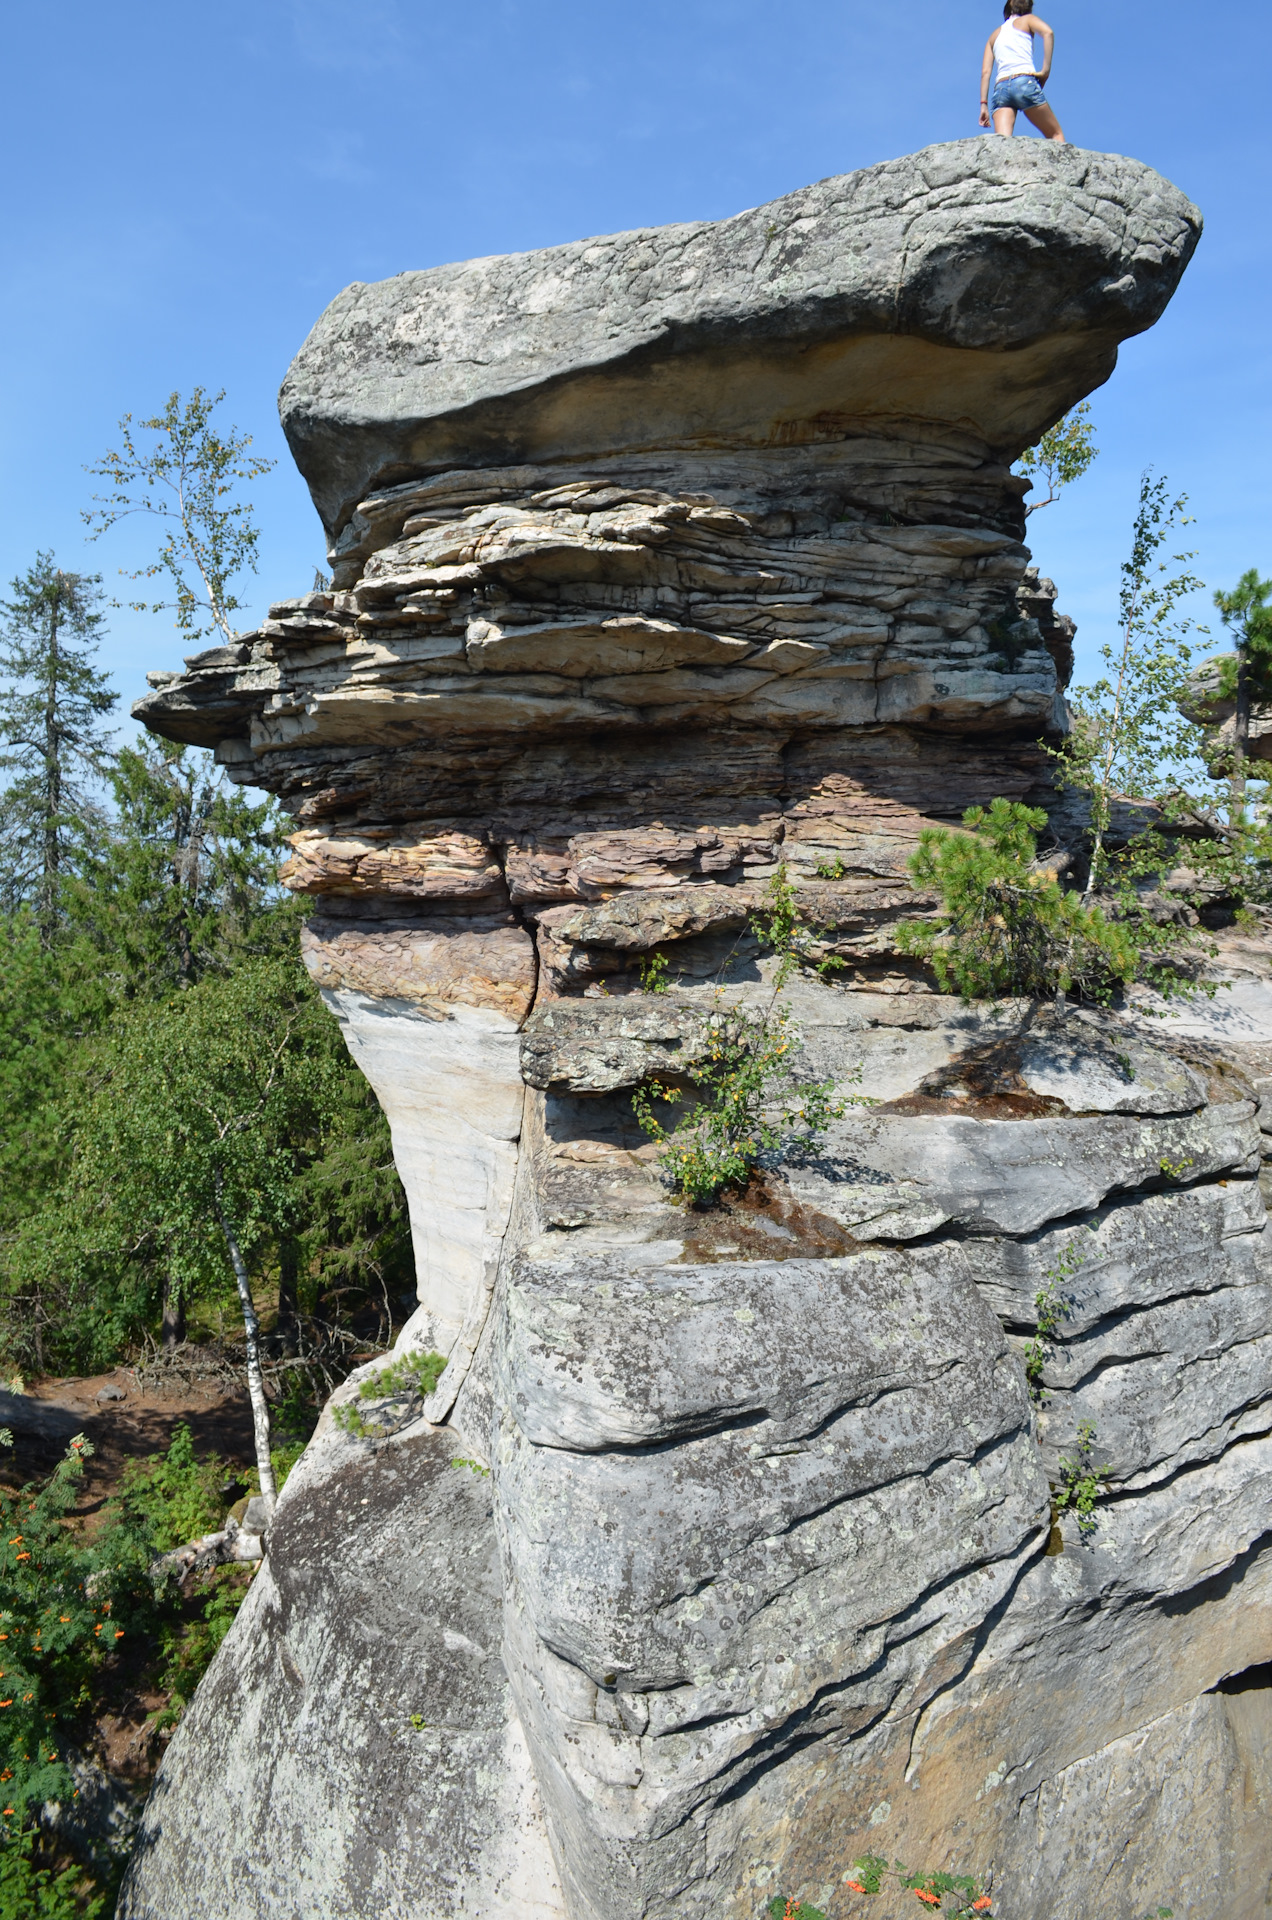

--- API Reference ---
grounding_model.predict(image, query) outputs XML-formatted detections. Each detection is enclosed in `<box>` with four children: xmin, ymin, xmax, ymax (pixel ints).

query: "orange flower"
<box><xmin>114</xmin><ymin>1630</ymin><xmax>124</xmax><ymax>1640</ymax></box>
<box><xmin>973</xmin><ymin>1902</ymin><xmax>992</xmax><ymax>1913</ymax></box>
<box><xmin>15</xmin><ymin>1554</ymin><xmax>29</xmax><ymax>1562</ymax></box>
<box><xmin>0</xmin><ymin>1702</ymin><xmax>11</xmax><ymax>1710</ymax></box>
<box><xmin>844</xmin><ymin>1883</ymin><xmax>868</xmax><ymax>1894</ymax></box>
<box><xmin>915</xmin><ymin>1895</ymin><xmax>941</xmax><ymax>1909</ymax></box>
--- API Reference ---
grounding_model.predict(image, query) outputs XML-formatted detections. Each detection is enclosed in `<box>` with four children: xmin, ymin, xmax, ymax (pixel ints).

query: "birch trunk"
<box><xmin>213</xmin><ymin>1172</ymin><xmax>277</xmax><ymax>1511</ymax></box>
<box><xmin>1230</xmin><ymin>648</ymin><xmax>1251</xmax><ymax>831</ymax></box>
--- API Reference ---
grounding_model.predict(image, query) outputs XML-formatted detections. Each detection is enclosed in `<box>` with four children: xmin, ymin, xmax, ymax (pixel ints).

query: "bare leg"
<box><xmin>992</xmin><ymin>106</ymin><xmax>1017</xmax><ymax>135</ymax></box>
<box><xmin>1024</xmin><ymin>100</ymin><xmax>1065</xmax><ymax>141</ymax></box>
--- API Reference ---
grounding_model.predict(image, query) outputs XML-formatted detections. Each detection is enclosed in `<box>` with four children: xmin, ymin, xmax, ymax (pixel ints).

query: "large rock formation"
<box><xmin>121</xmin><ymin>141</ymin><xmax>1272</xmax><ymax>1920</ymax></box>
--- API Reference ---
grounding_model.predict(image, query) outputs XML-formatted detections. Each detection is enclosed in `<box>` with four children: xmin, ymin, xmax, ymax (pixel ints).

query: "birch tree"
<box><xmin>61</xmin><ymin>959</ymin><xmax>345</xmax><ymax>1511</ymax></box>
<box><xmin>83</xmin><ymin>388</ymin><xmax>274</xmax><ymax>645</ymax></box>
<box><xmin>1053</xmin><ymin>473</ymin><xmax>1204</xmax><ymax>904</ymax></box>
<box><xmin>1018</xmin><ymin>402</ymin><xmax>1098</xmax><ymax>515</ymax></box>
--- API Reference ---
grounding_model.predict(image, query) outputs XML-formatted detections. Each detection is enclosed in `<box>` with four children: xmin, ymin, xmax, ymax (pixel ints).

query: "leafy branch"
<box><xmin>1023</xmin><ymin>1237</ymin><xmax>1087</xmax><ymax>1402</ymax></box>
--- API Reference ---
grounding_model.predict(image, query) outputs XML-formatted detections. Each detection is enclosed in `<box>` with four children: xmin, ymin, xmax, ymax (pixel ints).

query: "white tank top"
<box><xmin>993</xmin><ymin>20</ymin><xmax>1036</xmax><ymax>79</ymax></box>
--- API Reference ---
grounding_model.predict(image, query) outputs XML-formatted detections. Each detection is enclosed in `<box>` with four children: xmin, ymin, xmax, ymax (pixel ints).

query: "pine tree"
<box><xmin>1212</xmin><ymin>568</ymin><xmax>1272</xmax><ymax>827</ymax></box>
<box><xmin>0</xmin><ymin>555</ymin><xmax>117</xmax><ymax>940</ymax></box>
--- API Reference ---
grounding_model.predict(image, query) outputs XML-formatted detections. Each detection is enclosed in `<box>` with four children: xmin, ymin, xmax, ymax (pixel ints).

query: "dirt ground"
<box><xmin>4</xmin><ymin>1366</ymin><xmax>258</xmax><ymax>1520</ymax></box>
<box><xmin>0</xmin><ymin>1366</ymin><xmax>262</xmax><ymax>1794</ymax></box>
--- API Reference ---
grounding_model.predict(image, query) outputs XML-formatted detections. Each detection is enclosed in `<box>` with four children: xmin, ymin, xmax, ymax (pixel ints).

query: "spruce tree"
<box><xmin>0</xmin><ymin>554</ymin><xmax>117</xmax><ymax>940</ymax></box>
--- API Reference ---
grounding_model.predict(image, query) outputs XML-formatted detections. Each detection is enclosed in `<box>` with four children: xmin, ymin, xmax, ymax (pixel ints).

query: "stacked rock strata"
<box><xmin>121</xmin><ymin>143</ymin><xmax>1272</xmax><ymax>1920</ymax></box>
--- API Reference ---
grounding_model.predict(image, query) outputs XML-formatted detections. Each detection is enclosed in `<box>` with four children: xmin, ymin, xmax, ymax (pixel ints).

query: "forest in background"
<box><xmin>0</xmin><ymin>392</ymin><xmax>415</xmax><ymax>1401</ymax></box>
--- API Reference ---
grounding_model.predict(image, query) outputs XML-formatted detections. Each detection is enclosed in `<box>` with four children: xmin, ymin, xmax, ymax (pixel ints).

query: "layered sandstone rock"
<box><xmin>121</xmin><ymin>142</ymin><xmax>1272</xmax><ymax>1920</ymax></box>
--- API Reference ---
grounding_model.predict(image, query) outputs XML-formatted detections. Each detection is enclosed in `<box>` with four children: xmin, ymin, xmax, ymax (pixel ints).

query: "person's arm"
<box><xmin>1025</xmin><ymin>15</ymin><xmax>1055</xmax><ymax>83</ymax></box>
<box><xmin>979</xmin><ymin>31</ymin><xmax>997</xmax><ymax>125</ymax></box>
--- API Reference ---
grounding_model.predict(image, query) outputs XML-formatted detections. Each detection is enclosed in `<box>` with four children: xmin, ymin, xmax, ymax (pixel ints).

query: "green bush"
<box><xmin>0</xmin><ymin>1830</ymin><xmax>105</xmax><ymax>1920</ymax></box>
<box><xmin>896</xmin><ymin>799</ymin><xmax>1137</xmax><ymax>1002</ymax></box>
<box><xmin>105</xmin><ymin>1423</ymin><xmax>227</xmax><ymax>1555</ymax></box>
<box><xmin>333</xmin><ymin>1350</ymin><xmax>446</xmax><ymax>1437</ymax></box>
<box><xmin>632</xmin><ymin>868</ymin><xmax>858</xmax><ymax>1206</ymax></box>
<box><xmin>0</xmin><ymin>1436</ymin><xmax>110</xmax><ymax>1821</ymax></box>
<box><xmin>91</xmin><ymin>1424</ymin><xmax>262</xmax><ymax>1728</ymax></box>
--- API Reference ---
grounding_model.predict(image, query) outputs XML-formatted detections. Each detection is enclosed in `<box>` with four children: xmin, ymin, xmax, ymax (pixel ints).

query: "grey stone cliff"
<box><xmin>121</xmin><ymin>141</ymin><xmax>1272</xmax><ymax>1920</ymax></box>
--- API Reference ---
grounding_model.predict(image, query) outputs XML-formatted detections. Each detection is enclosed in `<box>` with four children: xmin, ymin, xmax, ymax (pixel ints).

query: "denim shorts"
<box><xmin>992</xmin><ymin>73</ymin><xmax>1046</xmax><ymax>111</ymax></box>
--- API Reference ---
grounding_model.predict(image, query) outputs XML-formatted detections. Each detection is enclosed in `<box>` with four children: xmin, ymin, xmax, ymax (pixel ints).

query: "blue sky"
<box><xmin>2</xmin><ymin>0</ymin><xmax>1267</xmax><ymax>729</ymax></box>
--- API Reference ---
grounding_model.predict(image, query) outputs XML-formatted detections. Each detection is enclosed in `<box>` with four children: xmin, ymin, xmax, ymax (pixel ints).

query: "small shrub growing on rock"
<box><xmin>844</xmin><ymin>1853</ymin><xmax>993</xmax><ymax>1914</ymax></box>
<box><xmin>896</xmin><ymin>799</ymin><xmax>1137</xmax><ymax>1002</ymax></box>
<box><xmin>333</xmin><ymin>1350</ymin><xmax>446</xmax><ymax>1437</ymax></box>
<box><xmin>633</xmin><ymin>868</ymin><xmax>861</xmax><ymax>1205</ymax></box>
<box><xmin>1054</xmin><ymin>1419</ymin><xmax>1109</xmax><ymax>1542</ymax></box>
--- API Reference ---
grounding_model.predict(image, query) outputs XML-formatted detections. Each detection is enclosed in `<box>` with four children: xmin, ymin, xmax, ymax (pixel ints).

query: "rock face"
<box><xmin>119</xmin><ymin>141</ymin><xmax>1272</xmax><ymax>1920</ymax></box>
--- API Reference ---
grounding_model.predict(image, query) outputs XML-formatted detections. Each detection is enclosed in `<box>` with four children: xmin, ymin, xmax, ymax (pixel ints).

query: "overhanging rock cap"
<box><xmin>280</xmin><ymin>139</ymin><xmax>1201</xmax><ymax>539</ymax></box>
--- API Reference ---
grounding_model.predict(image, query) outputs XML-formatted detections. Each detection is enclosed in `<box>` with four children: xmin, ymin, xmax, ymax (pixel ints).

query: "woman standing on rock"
<box><xmin>979</xmin><ymin>0</ymin><xmax>1065</xmax><ymax>142</ymax></box>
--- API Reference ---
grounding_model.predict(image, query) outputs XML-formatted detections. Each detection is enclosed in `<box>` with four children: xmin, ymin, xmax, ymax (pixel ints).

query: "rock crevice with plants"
<box><xmin>121</xmin><ymin>142</ymin><xmax>1272</xmax><ymax>1920</ymax></box>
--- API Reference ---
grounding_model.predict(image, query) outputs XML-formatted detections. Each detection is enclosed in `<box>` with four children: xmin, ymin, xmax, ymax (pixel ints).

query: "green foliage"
<box><xmin>1055</xmin><ymin>1419</ymin><xmax>1109</xmax><ymax>1542</ymax></box>
<box><xmin>1018</xmin><ymin>401</ymin><xmax>1097</xmax><ymax>515</ymax></box>
<box><xmin>87</xmin><ymin>1425</ymin><xmax>256</xmax><ymax>1734</ymax></box>
<box><xmin>813</xmin><ymin>856</ymin><xmax>846</xmax><ymax>880</ymax></box>
<box><xmin>846</xmin><ymin>1853</ymin><xmax>992</xmax><ymax>1913</ymax></box>
<box><xmin>84</xmin><ymin>388</ymin><xmax>275</xmax><ymax>645</ymax></box>
<box><xmin>1051</xmin><ymin>475</ymin><xmax>1212</xmax><ymax>914</ymax></box>
<box><xmin>896</xmin><ymin>800</ymin><xmax>1136</xmax><ymax>1001</ymax></box>
<box><xmin>632</xmin><ymin>1006</ymin><xmax>846</xmax><ymax>1205</ymax></box>
<box><xmin>72</xmin><ymin>737</ymin><xmax>287</xmax><ymax>995</ymax></box>
<box><xmin>4</xmin><ymin>949</ymin><xmax>409</xmax><ymax>1376</ymax></box>
<box><xmin>0</xmin><ymin>1830</ymin><xmax>105</xmax><ymax>1920</ymax></box>
<box><xmin>766</xmin><ymin>1900</ymin><xmax>825</xmax><ymax>1920</ymax></box>
<box><xmin>0</xmin><ymin>1435</ymin><xmax>108</xmax><ymax>1819</ymax></box>
<box><xmin>105</xmin><ymin>1424</ymin><xmax>227</xmax><ymax>1554</ymax></box>
<box><xmin>450</xmin><ymin>1457</ymin><xmax>491</xmax><ymax>1478</ymax></box>
<box><xmin>333</xmin><ymin>1351</ymin><xmax>446</xmax><ymax>1437</ymax></box>
<box><xmin>638</xmin><ymin>949</ymin><xmax>670</xmax><ymax>994</ymax></box>
<box><xmin>632</xmin><ymin>869</ymin><xmax>861</xmax><ymax>1205</ymax></box>
<box><xmin>0</xmin><ymin>917</ymin><xmax>113</xmax><ymax>1241</ymax></box>
<box><xmin>1023</xmin><ymin>1238</ymin><xmax>1086</xmax><ymax>1402</ymax></box>
<box><xmin>0</xmin><ymin>556</ymin><xmax>117</xmax><ymax>936</ymax></box>
<box><xmin>1213</xmin><ymin>569</ymin><xmax>1272</xmax><ymax>709</ymax></box>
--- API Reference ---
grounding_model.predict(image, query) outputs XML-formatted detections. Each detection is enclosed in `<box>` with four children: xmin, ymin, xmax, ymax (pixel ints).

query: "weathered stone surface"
<box><xmin>301</xmin><ymin>913</ymin><xmax>536</xmax><ymax>1022</ymax></box>
<box><xmin>320</xmin><ymin>990</ymin><xmax>525</xmax><ymax>1359</ymax></box>
<box><xmin>783</xmin><ymin>1101</ymin><xmax>1260</xmax><ymax>1239</ymax></box>
<box><xmin>279</xmin><ymin>142</ymin><xmax>1199</xmax><ymax>537</ymax></box>
<box><xmin>124</xmin><ymin>137</ymin><xmax>1272</xmax><ymax>1920</ymax></box>
<box><xmin>119</xmin><ymin>1419</ymin><xmax>563</xmax><ymax>1920</ymax></box>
